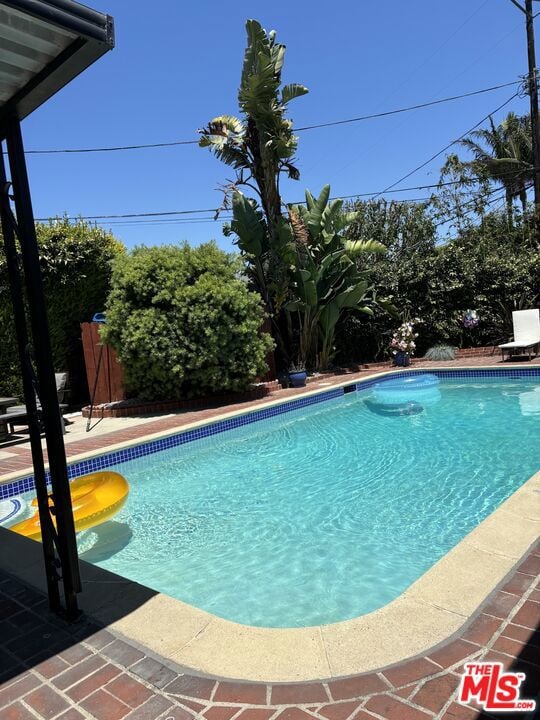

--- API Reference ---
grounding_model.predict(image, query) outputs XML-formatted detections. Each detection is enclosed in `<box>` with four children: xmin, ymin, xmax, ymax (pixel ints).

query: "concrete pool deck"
<box><xmin>0</xmin><ymin>356</ymin><xmax>539</xmax><ymax>716</ymax></box>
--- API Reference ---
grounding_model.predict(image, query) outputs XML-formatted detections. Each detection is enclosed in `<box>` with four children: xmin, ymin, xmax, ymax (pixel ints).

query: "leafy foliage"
<box><xmin>459</xmin><ymin>113</ymin><xmax>533</xmax><ymax>216</ymax></box>
<box><xmin>435</xmin><ymin>113</ymin><xmax>534</xmax><ymax>228</ymax></box>
<box><xmin>200</xmin><ymin>20</ymin><xmax>308</xmax><ymax>361</ymax></box>
<box><xmin>0</xmin><ymin>218</ymin><xmax>124</xmax><ymax>401</ymax></box>
<box><xmin>101</xmin><ymin>243</ymin><xmax>273</xmax><ymax>400</ymax></box>
<box><xmin>431</xmin><ymin>153</ymin><xmax>493</xmax><ymax>235</ymax></box>
<box><xmin>424</xmin><ymin>216</ymin><xmax>540</xmax><ymax>346</ymax></box>
<box><xmin>335</xmin><ymin>202</ymin><xmax>540</xmax><ymax>363</ymax></box>
<box><xmin>336</xmin><ymin>200</ymin><xmax>437</xmax><ymax>362</ymax></box>
<box><xmin>199</xmin><ymin>19</ymin><xmax>307</xmax><ymax>227</ymax></box>
<box><xmin>285</xmin><ymin>186</ymin><xmax>391</xmax><ymax>369</ymax></box>
<box><xmin>200</xmin><ymin>22</ymin><xmax>395</xmax><ymax>370</ymax></box>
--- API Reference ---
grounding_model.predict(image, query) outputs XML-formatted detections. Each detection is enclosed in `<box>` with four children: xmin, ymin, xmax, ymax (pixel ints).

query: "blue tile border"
<box><xmin>354</xmin><ymin>367</ymin><xmax>540</xmax><ymax>391</ymax></box>
<box><xmin>0</xmin><ymin>386</ymin><xmax>344</xmax><ymax>500</ymax></box>
<box><xmin>2</xmin><ymin>366</ymin><xmax>540</xmax><ymax>501</ymax></box>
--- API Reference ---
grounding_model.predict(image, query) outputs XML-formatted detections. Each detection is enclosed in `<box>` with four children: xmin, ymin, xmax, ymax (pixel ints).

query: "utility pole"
<box><xmin>526</xmin><ymin>0</ymin><xmax>540</xmax><ymax>211</ymax></box>
<box><xmin>510</xmin><ymin>0</ymin><xmax>540</xmax><ymax>211</ymax></box>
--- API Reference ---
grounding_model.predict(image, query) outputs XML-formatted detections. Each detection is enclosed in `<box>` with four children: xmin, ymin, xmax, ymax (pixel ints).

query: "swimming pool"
<box><xmin>3</xmin><ymin>371</ymin><xmax>540</xmax><ymax>628</ymax></box>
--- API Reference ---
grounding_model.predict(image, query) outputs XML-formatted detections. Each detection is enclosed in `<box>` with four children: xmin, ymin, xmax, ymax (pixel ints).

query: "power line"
<box><xmin>19</xmin><ymin>80</ymin><xmax>521</xmax><ymax>156</ymax></box>
<box><xmin>380</xmin><ymin>187</ymin><xmax>514</xmax><ymax>255</ymax></box>
<box><xmin>434</xmin><ymin>191</ymin><xmax>514</xmax><ymax>243</ymax></box>
<box><xmin>23</xmin><ymin>138</ymin><xmax>199</xmax><ymax>154</ymax></box>
<box><xmin>344</xmin><ymin>167</ymin><xmax>536</xmax><ymax>199</ymax></box>
<box><xmin>374</xmin><ymin>91</ymin><xmax>521</xmax><ymax>196</ymax></box>
<box><xmin>41</xmin><ymin>196</ymin><xmax>435</xmax><ymax>225</ymax></box>
<box><xmin>294</xmin><ymin>80</ymin><xmax>520</xmax><ymax>131</ymax></box>
<box><xmin>48</xmin><ymin>185</ymin><xmax>527</xmax><ymax>247</ymax></box>
<box><xmin>432</xmin><ymin>184</ymin><xmax>529</xmax><ymax>230</ymax></box>
<box><xmin>36</xmin><ymin>167</ymin><xmax>533</xmax><ymax>223</ymax></box>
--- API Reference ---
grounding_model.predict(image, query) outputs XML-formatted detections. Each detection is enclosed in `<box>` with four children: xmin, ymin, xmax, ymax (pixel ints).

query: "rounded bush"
<box><xmin>102</xmin><ymin>242</ymin><xmax>273</xmax><ymax>400</ymax></box>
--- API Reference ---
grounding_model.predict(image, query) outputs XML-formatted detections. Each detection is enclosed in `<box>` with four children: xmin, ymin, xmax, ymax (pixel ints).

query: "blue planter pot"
<box><xmin>394</xmin><ymin>351</ymin><xmax>410</xmax><ymax>367</ymax></box>
<box><xmin>288</xmin><ymin>371</ymin><xmax>307</xmax><ymax>388</ymax></box>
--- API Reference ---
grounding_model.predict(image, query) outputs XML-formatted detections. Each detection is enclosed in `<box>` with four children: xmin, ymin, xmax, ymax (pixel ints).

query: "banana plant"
<box><xmin>286</xmin><ymin>186</ymin><xmax>393</xmax><ymax>369</ymax></box>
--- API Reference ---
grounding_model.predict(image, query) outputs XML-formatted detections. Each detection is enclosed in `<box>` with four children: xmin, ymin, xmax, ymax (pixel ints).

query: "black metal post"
<box><xmin>0</xmin><ymin>143</ymin><xmax>62</xmax><ymax>612</ymax></box>
<box><xmin>525</xmin><ymin>0</ymin><xmax>540</xmax><ymax>211</ymax></box>
<box><xmin>4</xmin><ymin>116</ymin><xmax>81</xmax><ymax>618</ymax></box>
<box><xmin>510</xmin><ymin>0</ymin><xmax>540</xmax><ymax>212</ymax></box>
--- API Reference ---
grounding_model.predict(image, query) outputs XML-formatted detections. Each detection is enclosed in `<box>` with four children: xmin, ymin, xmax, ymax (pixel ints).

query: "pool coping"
<box><xmin>94</xmin><ymin>472</ymin><xmax>540</xmax><ymax>680</ymax></box>
<box><xmin>1</xmin><ymin>365</ymin><xmax>539</xmax><ymax>682</ymax></box>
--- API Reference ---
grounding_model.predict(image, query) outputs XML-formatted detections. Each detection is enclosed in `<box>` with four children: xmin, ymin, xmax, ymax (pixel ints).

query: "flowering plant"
<box><xmin>462</xmin><ymin>309</ymin><xmax>479</xmax><ymax>329</ymax></box>
<box><xmin>390</xmin><ymin>319</ymin><xmax>419</xmax><ymax>356</ymax></box>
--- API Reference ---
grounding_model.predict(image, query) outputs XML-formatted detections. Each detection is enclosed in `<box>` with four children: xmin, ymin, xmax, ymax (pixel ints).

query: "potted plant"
<box><xmin>390</xmin><ymin>319</ymin><xmax>419</xmax><ymax>367</ymax></box>
<box><xmin>288</xmin><ymin>363</ymin><xmax>307</xmax><ymax>388</ymax></box>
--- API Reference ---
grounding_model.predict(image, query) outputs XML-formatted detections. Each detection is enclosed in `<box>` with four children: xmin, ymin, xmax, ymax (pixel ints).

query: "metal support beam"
<box><xmin>510</xmin><ymin>0</ymin><xmax>540</xmax><ymax>212</ymax></box>
<box><xmin>0</xmin><ymin>147</ymin><xmax>62</xmax><ymax>612</ymax></box>
<box><xmin>1</xmin><ymin>116</ymin><xmax>81</xmax><ymax>619</ymax></box>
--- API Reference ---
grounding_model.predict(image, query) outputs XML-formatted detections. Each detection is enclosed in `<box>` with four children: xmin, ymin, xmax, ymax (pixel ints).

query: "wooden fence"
<box><xmin>80</xmin><ymin>322</ymin><xmax>125</xmax><ymax>405</ymax></box>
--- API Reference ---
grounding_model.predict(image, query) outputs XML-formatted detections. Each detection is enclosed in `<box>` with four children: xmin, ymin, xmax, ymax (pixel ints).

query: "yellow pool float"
<box><xmin>10</xmin><ymin>471</ymin><xmax>129</xmax><ymax>542</ymax></box>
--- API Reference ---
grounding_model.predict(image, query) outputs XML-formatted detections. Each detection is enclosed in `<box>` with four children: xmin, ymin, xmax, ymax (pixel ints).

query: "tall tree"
<box><xmin>200</xmin><ymin>21</ymin><xmax>393</xmax><ymax>371</ymax></box>
<box><xmin>458</xmin><ymin>112</ymin><xmax>533</xmax><ymax>221</ymax></box>
<box><xmin>199</xmin><ymin>20</ymin><xmax>307</xmax><ymax>360</ymax></box>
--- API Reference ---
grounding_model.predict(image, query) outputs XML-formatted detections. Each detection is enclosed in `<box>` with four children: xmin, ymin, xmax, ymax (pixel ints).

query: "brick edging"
<box><xmin>81</xmin><ymin>386</ymin><xmax>275</xmax><ymax>418</ymax></box>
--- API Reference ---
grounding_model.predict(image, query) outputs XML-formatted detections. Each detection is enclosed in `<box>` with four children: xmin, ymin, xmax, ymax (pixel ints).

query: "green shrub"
<box><xmin>0</xmin><ymin>218</ymin><xmax>124</xmax><ymax>401</ymax></box>
<box><xmin>102</xmin><ymin>242</ymin><xmax>273</xmax><ymax>400</ymax></box>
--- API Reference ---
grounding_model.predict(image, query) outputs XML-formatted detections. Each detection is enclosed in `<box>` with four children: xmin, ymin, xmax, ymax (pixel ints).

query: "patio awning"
<box><xmin>0</xmin><ymin>0</ymin><xmax>114</xmax><ymax>123</ymax></box>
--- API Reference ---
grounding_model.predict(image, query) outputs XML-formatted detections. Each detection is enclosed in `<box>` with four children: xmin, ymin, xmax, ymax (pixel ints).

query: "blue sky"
<box><xmin>21</xmin><ymin>0</ymin><xmax>531</xmax><ymax>251</ymax></box>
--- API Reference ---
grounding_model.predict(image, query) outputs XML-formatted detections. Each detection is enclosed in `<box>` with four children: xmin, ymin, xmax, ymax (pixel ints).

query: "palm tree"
<box><xmin>459</xmin><ymin>112</ymin><xmax>533</xmax><ymax>221</ymax></box>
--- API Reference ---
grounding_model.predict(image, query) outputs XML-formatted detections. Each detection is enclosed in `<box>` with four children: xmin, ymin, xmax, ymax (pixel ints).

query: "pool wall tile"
<box><xmin>2</xmin><ymin>367</ymin><xmax>540</xmax><ymax>500</ymax></box>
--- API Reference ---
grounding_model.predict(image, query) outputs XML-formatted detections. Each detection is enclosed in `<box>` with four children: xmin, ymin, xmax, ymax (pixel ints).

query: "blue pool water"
<box><xmin>7</xmin><ymin>377</ymin><xmax>540</xmax><ymax>627</ymax></box>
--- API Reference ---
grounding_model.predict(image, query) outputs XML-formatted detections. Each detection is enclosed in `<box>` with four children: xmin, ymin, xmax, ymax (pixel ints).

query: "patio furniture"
<box><xmin>0</xmin><ymin>397</ymin><xmax>17</xmax><ymax>414</ymax></box>
<box><xmin>498</xmin><ymin>309</ymin><xmax>540</xmax><ymax>361</ymax></box>
<box><xmin>0</xmin><ymin>397</ymin><xmax>18</xmax><ymax>441</ymax></box>
<box><xmin>2</xmin><ymin>374</ymin><xmax>70</xmax><ymax>437</ymax></box>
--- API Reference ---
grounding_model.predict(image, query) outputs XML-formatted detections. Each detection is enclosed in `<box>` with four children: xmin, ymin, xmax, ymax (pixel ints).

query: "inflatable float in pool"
<box><xmin>364</xmin><ymin>399</ymin><xmax>424</xmax><ymax>416</ymax></box>
<box><xmin>372</xmin><ymin>373</ymin><xmax>441</xmax><ymax>407</ymax></box>
<box><xmin>10</xmin><ymin>471</ymin><xmax>129</xmax><ymax>542</ymax></box>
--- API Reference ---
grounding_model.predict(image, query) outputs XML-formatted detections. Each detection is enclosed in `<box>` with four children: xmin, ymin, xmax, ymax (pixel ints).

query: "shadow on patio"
<box><xmin>0</xmin><ymin>526</ymin><xmax>157</xmax><ymax>688</ymax></box>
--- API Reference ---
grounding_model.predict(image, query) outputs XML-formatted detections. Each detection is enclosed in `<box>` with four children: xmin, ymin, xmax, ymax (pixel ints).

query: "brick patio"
<box><xmin>0</xmin><ymin>543</ymin><xmax>538</xmax><ymax>720</ymax></box>
<box><xmin>1</xmin><ymin>354</ymin><xmax>539</xmax><ymax>719</ymax></box>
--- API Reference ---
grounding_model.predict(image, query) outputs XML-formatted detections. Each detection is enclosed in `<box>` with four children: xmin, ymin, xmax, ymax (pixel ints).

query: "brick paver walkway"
<box><xmin>0</xmin><ymin>544</ymin><xmax>538</xmax><ymax>720</ymax></box>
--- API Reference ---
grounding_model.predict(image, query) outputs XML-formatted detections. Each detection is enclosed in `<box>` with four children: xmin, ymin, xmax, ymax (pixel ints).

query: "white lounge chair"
<box><xmin>498</xmin><ymin>309</ymin><xmax>540</xmax><ymax>361</ymax></box>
